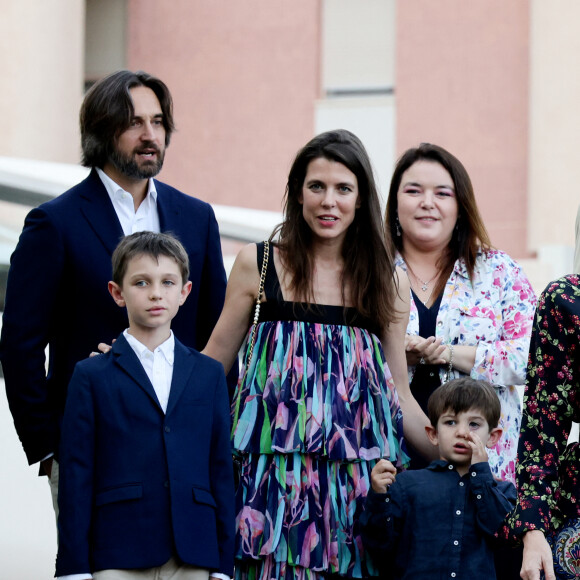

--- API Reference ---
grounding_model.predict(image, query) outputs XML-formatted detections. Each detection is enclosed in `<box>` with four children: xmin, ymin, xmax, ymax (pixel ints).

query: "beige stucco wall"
<box><xmin>528</xmin><ymin>1</ymin><xmax>580</xmax><ymax>254</ymax></box>
<box><xmin>315</xmin><ymin>96</ymin><xmax>396</xmax><ymax>202</ymax></box>
<box><xmin>396</xmin><ymin>0</ymin><xmax>530</xmax><ymax>259</ymax></box>
<box><xmin>126</xmin><ymin>0</ymin><xmax>320</xmax><ymax>212</ymax></box>
<box><xmin>322</xmin><ymin>0</ymin><xmax>395</xmax><ymax>92</ymax></box>
<box><xmin>85</xmin><ymin>0</ymin><xmax>127</xmax><ymax>80</ymax></box>
<box><xmin>0</xmin><ymin>0</ymin><xmax>85</xmax><ymax>163</ymax></box>
<box><xmin>318</xmin><ymin>0</ymin><xmax>396</xmax><ymax>203</ymax></box>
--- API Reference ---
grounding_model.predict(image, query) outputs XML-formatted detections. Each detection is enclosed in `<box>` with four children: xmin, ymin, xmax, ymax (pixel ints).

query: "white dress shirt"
<box><xmin>96</xmin><ymin>167</ymin><xmax>160</xmax><ymax>235</ymax></box>
<box><xmin>123</xmin><ymin>329</ymin><xmax>174</xmax><ymax>413</ymax></box>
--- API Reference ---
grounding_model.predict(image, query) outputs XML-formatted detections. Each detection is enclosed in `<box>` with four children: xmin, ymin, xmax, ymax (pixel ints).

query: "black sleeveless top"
<box><xmin>255</xmin><ymin>242</ymin><xmax>379</xmax><ymax>335</ymax></box>
<box><xmin>408</xmin><ymin>289</ymin><xmax>444</xmax><ymax>469</ymax></box>
<box><xmin>410</xmin><ymin>289</ymin><xmax>444</xmax><ymax>408</ymax></box>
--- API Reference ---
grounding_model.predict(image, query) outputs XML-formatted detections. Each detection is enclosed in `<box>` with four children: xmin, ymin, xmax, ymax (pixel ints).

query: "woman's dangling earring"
<box><xmin>395</xmin><ymin>217</ymin><xmax>402</xmax><ymax>237</ymax></box>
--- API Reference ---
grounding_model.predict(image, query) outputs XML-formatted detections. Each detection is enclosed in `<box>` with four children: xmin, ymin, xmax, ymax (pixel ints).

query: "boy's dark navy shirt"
<box><xmin>359</xmin><ymin>460</ymin><xmax>516</xmax><ymax>579</ymax></box>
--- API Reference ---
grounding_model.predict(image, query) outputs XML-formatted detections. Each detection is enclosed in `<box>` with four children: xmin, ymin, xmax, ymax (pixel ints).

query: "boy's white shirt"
<box><xmin>124</xmin><ymin>329</ymin><xmax>174</xmax><ymax>413</ymax></box>
<box><xmin>58</xmin><ymin>331</ymin><xmax>230</xmax><ymax>580</ymax></box>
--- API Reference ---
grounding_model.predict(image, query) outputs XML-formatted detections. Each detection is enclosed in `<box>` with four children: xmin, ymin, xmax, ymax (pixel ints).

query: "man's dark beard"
<box><xmin>109</xmin><ymin>144</ymin><xmax>165</xmax><ymax>179</ymax></box>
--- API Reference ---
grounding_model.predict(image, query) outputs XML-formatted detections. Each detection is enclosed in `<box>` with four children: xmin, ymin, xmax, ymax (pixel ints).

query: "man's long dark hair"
<box><xmin>80</xmin><ymin>70</ymin><xmax>175</xmax><ymax>168</ymax></box>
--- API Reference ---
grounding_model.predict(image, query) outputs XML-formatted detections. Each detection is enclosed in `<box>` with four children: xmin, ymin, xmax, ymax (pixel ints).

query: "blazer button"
<box><xmin>164</xmin><ymin>481</ymin><xmax>169</xmax><ymax>488</ymax></box>
<box><xmin>165</xmin><ymin>426</ymin><xmax>171</xmax><ymax>433</ymax></box>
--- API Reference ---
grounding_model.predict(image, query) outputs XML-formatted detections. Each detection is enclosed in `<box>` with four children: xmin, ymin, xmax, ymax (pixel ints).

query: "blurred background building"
<box><xmin>1</xmin><ymin>0</ymin><xmax>579</xmax><ymax>574</ymax></box>
<box><xmin>3</xmin><ymin>0</ymin><xmax>579</xmax><ymax>297</ymax></box>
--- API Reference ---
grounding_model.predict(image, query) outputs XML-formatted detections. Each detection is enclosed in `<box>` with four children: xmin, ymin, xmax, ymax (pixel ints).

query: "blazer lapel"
<box><xmin>79</xmin><ymin>169</ymin><xmax>125</xmax><ymax>254</ymax></box>
<box><xmin>165</xmin><ymin>340</ymin><xmax>198</xmax><ymax>417</ymax></box>
<box><xmin>112</xmin><ymin>334</ymin><xmax>163</xmax><ymax>412</ymax></box>
<box><xmin>156</xmin><ymin>182</ymin><xmax>182</xmax><ymax>234</ymax></box>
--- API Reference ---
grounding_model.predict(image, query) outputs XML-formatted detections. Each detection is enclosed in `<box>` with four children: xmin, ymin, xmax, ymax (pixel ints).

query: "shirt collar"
<box><xmin>427</xmin><ymin>459</ymin><xmax>457</xmax><ymax>472</ymax></box>
<box><xmin>123</xmin><ymin>329</ymin><xmax>174</xmax><ymax>365</ymax></box>
<box><xmin>96</xmin><ymin>167</ymin><xmax>158</xmax><ymax>204</ymax></box>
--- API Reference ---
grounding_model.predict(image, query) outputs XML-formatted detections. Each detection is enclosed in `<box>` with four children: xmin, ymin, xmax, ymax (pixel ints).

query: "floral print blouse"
<box><xmin>512</xmin><ymin>275</ymin><xmax>580</xmax><ymax>535</ymax></box>
<box><xmin>396</xmin><ymin>250</ymin><xmax>537</xmax><ymax>484</ymax></box>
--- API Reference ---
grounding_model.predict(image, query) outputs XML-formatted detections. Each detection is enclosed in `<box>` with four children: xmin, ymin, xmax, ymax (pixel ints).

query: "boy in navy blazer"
<box><xmin>55</xmin><ymin>231</ymin><xmax>234</xmax><ymax>580</ymax></box>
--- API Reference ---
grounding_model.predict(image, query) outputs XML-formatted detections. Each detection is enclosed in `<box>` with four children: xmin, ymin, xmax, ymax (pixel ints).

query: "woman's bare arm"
<box><xmin>382</xmin><ymin>268</ymin><xmax>438</xmax><ymax>460</ymax></box>
<box><xmin>202</xmin><ymin>244</ymin><xmax>261</xmax><ymax>374</ymax></box>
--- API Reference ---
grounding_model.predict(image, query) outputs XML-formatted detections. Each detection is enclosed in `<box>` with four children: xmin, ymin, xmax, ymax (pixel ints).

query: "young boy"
<box><xmin>55</xmin><ymin>231</ymin><xmax>234</xmax><ymax>580</ymax></box>
<box><xmin>359</xmin><ymin>378</ymin><xmax>516</xmax><ymax>580</ymax></box>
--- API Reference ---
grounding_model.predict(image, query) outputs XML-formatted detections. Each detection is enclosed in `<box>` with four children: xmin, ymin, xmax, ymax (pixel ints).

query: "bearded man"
<box><xmin>0</xmin><ymin>70</ymin><xmax>230</xmax><ymax>514</ymax></box>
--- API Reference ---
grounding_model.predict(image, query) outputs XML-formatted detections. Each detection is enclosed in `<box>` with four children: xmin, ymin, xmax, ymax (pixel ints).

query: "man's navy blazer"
<box><xmin>0</xmin><ymin>169</ymin><xmax>228</xmax><ymax>465</ymax></box>
<box><xmin>55</xmin><ymin>333</ymin><xmax>235</xmax><ymax>576</ymax></box>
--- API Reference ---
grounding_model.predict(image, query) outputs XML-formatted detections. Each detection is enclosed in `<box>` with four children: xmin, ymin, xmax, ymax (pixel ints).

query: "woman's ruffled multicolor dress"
<box><xmin>232</xmin><ymin>243</ymin><xmax>408</xmax><ymax>580</ymax></box>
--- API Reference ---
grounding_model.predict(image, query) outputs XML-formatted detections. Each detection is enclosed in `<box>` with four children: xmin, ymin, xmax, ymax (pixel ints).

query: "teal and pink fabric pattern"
<box><xmin>231</xmin><ymin>305</ymin><xmax>409</xmax><ymax>580</ymax></box>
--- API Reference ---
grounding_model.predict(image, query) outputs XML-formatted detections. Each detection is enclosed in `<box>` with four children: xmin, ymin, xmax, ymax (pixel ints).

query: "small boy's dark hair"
<box><xmin>112</xmin><ymin>231</ymin><xmax>189</xmax><ymax>286</ymax></box>
<box><xmin>427</xmin><ymin>378</ymin><xmax>501</xmax><ymax>429</ymax></box>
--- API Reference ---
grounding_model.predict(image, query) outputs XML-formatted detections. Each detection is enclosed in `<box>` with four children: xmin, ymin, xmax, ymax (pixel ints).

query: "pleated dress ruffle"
<box><xmin>232</xmin><ymin>305</ymin><xmax>408</xmax><ymax>580</ymax></box>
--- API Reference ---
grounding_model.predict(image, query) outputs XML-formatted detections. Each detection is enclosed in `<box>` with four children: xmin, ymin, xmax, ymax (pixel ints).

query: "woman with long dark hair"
<box><xmin>384</xmin><ymin>143</ymin><xmax>536</xmax><ymax>483</ymax></box>
<box><xmin>383</xmin><ymin>143</ymin><xmax>537</xmax><ymax>579</ymax></box>
<box><xmin>204</xmin><ymin>130</ymin><xmax>425</xmax><ymax>580</ymax></box>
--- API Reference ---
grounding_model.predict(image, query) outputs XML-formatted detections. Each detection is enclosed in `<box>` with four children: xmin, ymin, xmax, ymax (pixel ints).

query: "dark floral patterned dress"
<box><xmin>510</xmin><ymin>275</ymin><xmax>580</xmax><ymax>577</ymax></box>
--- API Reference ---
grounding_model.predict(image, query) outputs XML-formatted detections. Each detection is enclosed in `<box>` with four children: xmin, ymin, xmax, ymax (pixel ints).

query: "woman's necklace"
<box><xmin>420</xmin><ymin>286</ymin><xmax>435</xmax><ymax>306</ymax></box>
<box><xmin>406</xmin><ymin>263</ymin><xmax>438</xmax><ymax>291</ymax></box>
<box><xmin>405</xmin><ymin>262</ymin><xmax>440</xmax><ymax>305</ymax></box>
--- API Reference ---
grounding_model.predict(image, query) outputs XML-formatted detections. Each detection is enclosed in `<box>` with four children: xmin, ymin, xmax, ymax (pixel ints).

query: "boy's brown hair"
<box><xmin>427</xmin><ymin>378</ymin><xmax>501</xmax><ymax>429</ymax></box>
<box><xmin>112</xmin><ymin>231</ymin><xmax>189</xmax><ymax>286</ymax></box>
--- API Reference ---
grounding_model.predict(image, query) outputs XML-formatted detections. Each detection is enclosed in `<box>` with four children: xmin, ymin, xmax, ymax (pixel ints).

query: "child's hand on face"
<box><xmin>370</xmin><ymin>459</ymin><xmax>396</xmax><ymax>494</ymax></box>
<box><xmin>466</xmin><ymin>431</ymin><xmax>489</xmax><ymax>465</ymax></box>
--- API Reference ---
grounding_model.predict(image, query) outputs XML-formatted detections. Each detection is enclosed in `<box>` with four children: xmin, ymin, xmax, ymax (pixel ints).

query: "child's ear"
<box><xmin>179</xmin><ymin>281</ymin><xmax>192</xmax><ymax>305</ymax></box>
<box><xmin>425</xmin><ymin>425</ymin><xmax>439</xmax><ymax>447</ymax></box>
<box><xmin>108</xmin><ymin>281</ymin><xmax>126</xmax><ymax>307</ymax></box>
<box><xmin>486</xmin><ymin>427</ymin><xmax>503</xmax><ymax>449</ymax></box>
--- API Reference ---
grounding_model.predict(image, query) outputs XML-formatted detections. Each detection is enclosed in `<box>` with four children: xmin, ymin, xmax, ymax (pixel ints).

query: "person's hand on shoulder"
<box><xmin>91</xmin><ymin>338</ymin><xmax>116</xmax><ymax>357</ymax></box>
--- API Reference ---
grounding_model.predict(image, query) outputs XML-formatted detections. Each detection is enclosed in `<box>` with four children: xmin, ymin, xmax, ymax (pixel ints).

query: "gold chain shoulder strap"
<box><xmin>231</xmin><ymin>241</ymin><xmax>270</xmax><ymax>438</ymax></box>
<box><xmin>245</xmin><ymin>240</ymin><xmax>269</xmax><ymax>369</ymax></box>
